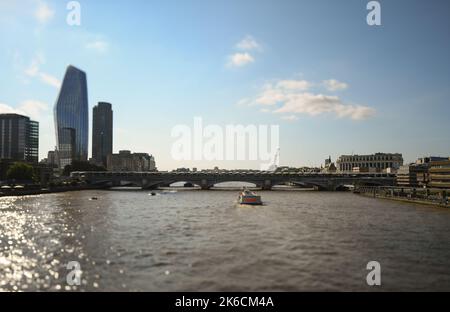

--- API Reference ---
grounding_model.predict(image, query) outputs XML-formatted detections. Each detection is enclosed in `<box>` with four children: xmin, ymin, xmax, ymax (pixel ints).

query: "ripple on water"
<box><xmin>1</xmin><ymin>190</ymin><xmax>450</xmax><ymax>291</ymax></box>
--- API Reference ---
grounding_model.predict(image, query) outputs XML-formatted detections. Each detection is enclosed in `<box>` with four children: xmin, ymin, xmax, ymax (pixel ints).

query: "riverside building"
<box><xmin>337</xmin><ymin>153</ymin><xmax>403</xmax><ymax>172</ymax></box>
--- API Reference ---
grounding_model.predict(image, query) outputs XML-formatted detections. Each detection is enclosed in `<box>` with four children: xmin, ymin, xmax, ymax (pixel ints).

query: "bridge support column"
<box><xmin>201</xmin><ymin>179</ymin><xmax>210</xmax><ymax>190</ymax></box>
<box><xmin>262</xmin><ymin>180</ymin><xmax>272</xmax><ymax>191</ymax></box>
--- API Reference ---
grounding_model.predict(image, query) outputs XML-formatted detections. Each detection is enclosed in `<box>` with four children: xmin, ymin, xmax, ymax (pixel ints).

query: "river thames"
<box><xmin>1</xmin><ymin>189</ymin><xmax>450</xmax><ymax>291</ymax></box>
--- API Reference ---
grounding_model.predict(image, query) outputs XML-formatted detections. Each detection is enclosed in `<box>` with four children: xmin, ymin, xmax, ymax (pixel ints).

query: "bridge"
<box><xmin>71</xmin><ymin>171</ymin><xmax>395</xmax><ymax>191</ymax></box>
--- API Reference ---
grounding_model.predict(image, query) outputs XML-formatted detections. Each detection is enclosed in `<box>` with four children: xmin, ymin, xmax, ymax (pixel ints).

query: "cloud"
<box><xmin>276</xmin><ymin>79</ymin><xmax>311</xmax><ymax>91</ymax></box>
<box><xmin>17</xmin><ymin>100</ymin><xmax>48</xmax><ymax>119</ymax></box>
<box><xmin>323</xmin><ymin>79</ymin><xmax>348</xmax><ymax>91</ymax></box>
<box><xmin>25</xmin><ymin>56</ymin><xmax>42</xmax><ymax>76</ymax></box>
<box><xmin>236</xmin><ymin>35</ymin><xmax>261</xmax><ymax>51</ymax></box>
<box><xmin>38</xmin><ymin>72</ymin><xmax>61</xmax><ymax>88</ymax></box>
<box><xmin>35</xmin><ymin>1</ymin><xmax>54</xmax><ymax>24</ymax></box>
<box><xmin>228</xmin><ymin>52</ymin><xmax>255</xmax><ymax>67</ymax></box>
<box><xmin>281</xmin><ymin>115</ymin><xmax>299</xmax><ymax>121</ymax></box>
<box><xmin>86</xmin><ymin>40</ymin><xmax>110</xmax><ymax>53</ymax></box>
<box><xmin>226</xmin><ymin>35</ymin><xmax>261</xmax><ymax>68</ymax></box>
<box><xmin>239</xmin><ymin>78</ymin><xmax>375</xmax><ymax>121</ymax></box>
<box><xmin>0</xmin><ymin>100</ymin><xmax>48</xmax><ymax>120</ymax></box>
<box><xmin>24</xmin><ymin>55</ymin><xmax>61</xmax><ymax>89</ymax></box>
<box><xmin>0</xmin><ymin>103</ymin><xmax>23</xmax><ymax>115</ymax></box>
<box><xmin>272</xmin><ymin>93</ymin><xmax>375</xmax><ymax>120</ymax></box>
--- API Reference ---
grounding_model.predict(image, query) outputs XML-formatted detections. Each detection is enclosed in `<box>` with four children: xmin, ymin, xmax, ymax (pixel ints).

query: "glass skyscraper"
<box><xmin>54</xmin><ymin>65</ymin><xmax>89</xmax><ymax>169</ymax></box>
<box><xmin>92</xmin><ymin>102</ymin><xmax>113</xmax><ymax>167</ymax></box>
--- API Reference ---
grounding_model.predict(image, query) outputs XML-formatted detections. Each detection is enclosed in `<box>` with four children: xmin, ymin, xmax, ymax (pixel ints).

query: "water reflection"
<box><xmin>1</xmin><ymin>190</ymin><xmax>450</xmax><ymax>291</ymax></box>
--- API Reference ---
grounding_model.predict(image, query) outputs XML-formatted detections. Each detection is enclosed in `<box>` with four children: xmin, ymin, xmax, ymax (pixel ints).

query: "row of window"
<box><xmin>339</xmin><ymin>155</ymin><xmax>401</xmax><ymax>162</ymax></box>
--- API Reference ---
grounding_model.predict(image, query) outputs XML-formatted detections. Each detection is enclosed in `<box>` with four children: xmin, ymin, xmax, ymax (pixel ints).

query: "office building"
<box><xmin>428</xmin><ymin>158</ymin><xmax>450</xmax><ymax>189</ymax></box>
<box><xmin>337</xmin><ymin>153</ymin><xmax>403</xmax><ymax>172</ymax></box>
<box><xmin>396</xmin><ymin>164</ymin><xmax>429</xmax><ymax>187</ymax></box>
<box><xmin>92</xmin><ymin>102</ymin><xmax>113</xmax><ymax>167</ymax></box>
<box><xmin>54</xmin><ymin>65</ymin><xmax>89</xmax><ymax>169</ymax></box>
<box><xmin>0</xmin><ymin>114</ymin><xmax>39</xmax><ymax>163</ymax></box>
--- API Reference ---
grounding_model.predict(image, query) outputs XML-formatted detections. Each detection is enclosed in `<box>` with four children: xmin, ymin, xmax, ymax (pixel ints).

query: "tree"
<box><xmin>63</xmin><ymin>161</ymin><xmax>106</xmax><ymax>176</ymax></box>
<box><xmin>6</xmin><ymin>162</ymin><xmax>35</xmax><ymax>182</ymax></box>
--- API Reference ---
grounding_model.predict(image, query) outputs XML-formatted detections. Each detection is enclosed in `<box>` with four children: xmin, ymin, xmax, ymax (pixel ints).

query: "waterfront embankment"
<box><xmin>355</xmin><ymin>186</ymin><xmax>449</xmax><ymax>208</ymax></box>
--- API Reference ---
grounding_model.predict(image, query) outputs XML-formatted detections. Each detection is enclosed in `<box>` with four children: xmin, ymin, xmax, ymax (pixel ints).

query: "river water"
<box><xmin>1</xmin><ymin>189</ymin><xmax>450</xmax><ymax>291</ymax></box>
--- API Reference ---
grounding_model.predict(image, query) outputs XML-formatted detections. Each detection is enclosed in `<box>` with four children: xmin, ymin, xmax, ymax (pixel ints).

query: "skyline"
<box><xmin>1</xmin><ymin>0</ymin><xmax>450</xmax><ymax>170</ymax></box>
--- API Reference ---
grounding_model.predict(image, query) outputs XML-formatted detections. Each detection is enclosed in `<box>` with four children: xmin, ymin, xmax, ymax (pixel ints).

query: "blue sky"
<box><xmin>1</xmin><ymin>0</ymin><xmax>449</xmax><ymax>170</ymax></box>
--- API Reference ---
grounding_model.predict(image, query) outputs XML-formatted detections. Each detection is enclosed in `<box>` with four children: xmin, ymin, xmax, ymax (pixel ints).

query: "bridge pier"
<box><xmin>261</xmin><ymin>180</ymin><xmax>272</xmax><ymax>191</ymax></box>
<box><xmin>200</xmin><ymin>179</ymin><xmax>211</xmax><ymax>190</ymax></box>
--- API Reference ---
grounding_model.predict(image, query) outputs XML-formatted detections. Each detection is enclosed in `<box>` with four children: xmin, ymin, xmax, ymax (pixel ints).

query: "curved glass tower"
<box><xmin>54</xmin><ymin>65</ymin><xmax>88</xmax><ymax>169</ymax></box>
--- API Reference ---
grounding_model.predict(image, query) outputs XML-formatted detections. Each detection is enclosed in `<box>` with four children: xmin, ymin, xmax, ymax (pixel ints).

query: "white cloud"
<box><xmin>236</xmin><ymin>35</ymin><xmax>261</xmax><ymax>51</ymax></box>
<box><xmin>38</xmin><ymin>72</ymin><xmax>61</xmax><ymax>88</ymax></box>
<box><xmin>17</xmin><ymin>100</ymin><xmax>48</xmax><ymax>119</ymax></box>
<box><xmin>276</xmin><ymin>79</ymin><xmax>311</xmax><ymax>91</ymax></box>
<box><xmin>323</xmin><ymin>79</ymin><xmax>349</xmax><ymax>91</ymax></box>
<box><xmin>24</xmin><ymin>55</ymin><xmax>61</xmax><ymax>89</ymax></box>
<box><xmin>226</xmin><ymin>35</ymin><xmax>261</xmax><ymax>68</ymax></box>
<box><xmin>281</xmin><ymin>115</ymin><xmax>299</xmax><ymax>121</ymax></box>
<box><xmin>273</xmin><ymin>93</ymin><xmax>375</xmax><ymax>120</ymax></box>
<box><xmin>0</xmin><ymin>100</ymin><xmax>48</xmax><ymax>120</ymax></box>
<box><xmin>0</xmin><ymin>103</ymin><xmax>24</xmax><ymax>115</ymax></box>
<box><xmin>228</xmin><ymin>52</ymin><xmax>255</xmax><ymax>67</ymax></box>
<box><xmin>25</xmin><ymin>57</ymin><xmax>41</xmax><ymax>76</ymax></box>
<box><xmin>86</xmin><ymin>40</ymin><xmax>110</xmax><ymax>53</ymax></box>
<box><xmin>239</xmin><ymin>78</ymin><xmax>375</xmax><ymax>121</ymax></box>
<box><xmin>35</xmin><ymin>1</ymin><xmax>54</xmax><ymax>24</ymax></box>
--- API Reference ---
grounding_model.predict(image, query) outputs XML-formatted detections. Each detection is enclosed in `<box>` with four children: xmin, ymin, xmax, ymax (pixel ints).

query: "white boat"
<box><xmin>238</xmin><ymin>189</ymin><xmax>262</xmax><ymax>205</ymax></box>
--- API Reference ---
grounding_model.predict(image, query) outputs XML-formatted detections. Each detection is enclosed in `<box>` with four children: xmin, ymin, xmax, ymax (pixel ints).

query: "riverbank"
<box><xmin>355</xmin><ymin>186</ymin><xmax>449</xmax><ymax>208</ymax></box>
<box><xmin>0</xmin><ymin>184</ymin><xmax>106</xmax><ymax>197</ymax></box>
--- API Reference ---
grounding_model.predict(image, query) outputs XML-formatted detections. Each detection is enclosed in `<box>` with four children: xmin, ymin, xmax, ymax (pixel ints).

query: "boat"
<box><xmin>238</xmin><ymin>189</ymin><xmax>263</xmax><ymax>205</ymax></box>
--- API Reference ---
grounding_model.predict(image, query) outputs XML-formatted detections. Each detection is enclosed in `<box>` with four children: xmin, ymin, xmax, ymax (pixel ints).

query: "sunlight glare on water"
<box><xmin>1</xmin><ymin>190</ymin><xmax>450</xmax><ymax>291</ymax></box>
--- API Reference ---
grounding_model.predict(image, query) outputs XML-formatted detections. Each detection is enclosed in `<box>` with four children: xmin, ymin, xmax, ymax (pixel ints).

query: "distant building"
<box><xmin>396</xmin><ymin>156</ymin><xmax>450</xmax><ymax>188</ymax></box>
<box><xmin>428</xmin><ymin>158</ymin><xmax>450</xmax><ymax>189</ymax></box>
<box><xmin>54</xmin><ymin>65</ymin><xmax>89</xmax><ymax>169</ymax></box>
<box><xmin>47</xmin><ymin>150</ymin><xmax>58</xmax><ymax>167</ymax></box>
<box><xmin>416</xmin><ymin>156</ymin><xmax>449</xmax><ymax>165</ymax></box>
<box><xmin>396</xmin><ymin>164</ymin><xmax>429</xmax><ymax>187</ymax></box>
<box><xmin>107</xmin><ymin>150</ymin><xmax>156</xmax><ymax>172</ymax></box>
<box><xmin>174</xmin><ymin>168</ymin><xmax>190</xmax><ymax>172</ymax></box>
<box><xmin>324</xmin><ymin>156</ymin><xmax>332</xmax><ymax>167</ymax></box>
<box><xmin>322</xmin><ymin>156</ymin><xmax>337</xmax><ymax>173</ymax></box>
<box><xmin>0</xmin><ymin>114</ymin><xmax>39</xmax><ymax>163</ymax></box>
<box><xmin>337</xmin><ymin>153</ymin><xmax>403</xmax><ymax>172</ymax></box>
<box><xmin>92</xmin><ymin>102</ymin><xmax>113</xmax><ymax>167</ymax></box>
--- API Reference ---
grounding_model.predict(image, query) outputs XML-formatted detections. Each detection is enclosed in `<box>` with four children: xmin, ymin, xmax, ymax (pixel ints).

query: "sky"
<box><xmin>0</xmin><ymin>0</ymin><xmax>449</xmax><ymax>170</ymax></box>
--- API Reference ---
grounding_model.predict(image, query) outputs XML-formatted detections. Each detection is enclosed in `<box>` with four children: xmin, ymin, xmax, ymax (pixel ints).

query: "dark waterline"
<box><xmin>1</xmin><ymin>190</ymin><xmax>450</xmax><ymax>291</ymax></box>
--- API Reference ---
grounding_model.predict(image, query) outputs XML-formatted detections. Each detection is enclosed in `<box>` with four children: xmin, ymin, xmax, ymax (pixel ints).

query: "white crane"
<box><xmin>264</xmin><ymin>147</ymin><xmax>280</xmax><ymax>172</ymax></box>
